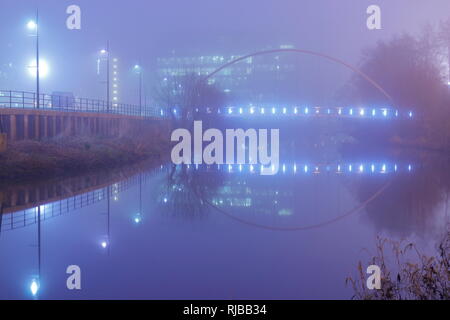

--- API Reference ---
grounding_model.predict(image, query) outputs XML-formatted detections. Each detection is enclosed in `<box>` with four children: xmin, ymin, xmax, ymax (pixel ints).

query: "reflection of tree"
<box><xmin>158</xmin><ymin>165</ymin><xmax>224</xmax><ymax>220</ymax></box>
<box><xmin>349</xmin><ymin>156</ymin><xmax>450</xmax><ymax>237</ymax></box>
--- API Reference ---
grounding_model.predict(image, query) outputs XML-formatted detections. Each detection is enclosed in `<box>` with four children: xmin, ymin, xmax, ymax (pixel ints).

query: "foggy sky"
<box><xmin>1</xmin><ymin>0</ymin><xmax>450</xmax><ymax>104</ymax></box>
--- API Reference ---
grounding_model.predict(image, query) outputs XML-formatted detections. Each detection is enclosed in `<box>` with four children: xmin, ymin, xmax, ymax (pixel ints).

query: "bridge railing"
<box><xmin>0</xmin><ymin>90</ymin><xmax>164</xmax><ymax>118</ymax></box>
<box><xmin>0</xmin><ymin>168</ymin><xmax>162</xmax><ymax>232</ymax></box>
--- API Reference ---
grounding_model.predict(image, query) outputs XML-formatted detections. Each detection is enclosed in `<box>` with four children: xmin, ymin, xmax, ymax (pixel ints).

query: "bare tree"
<box><xmin>153</xmin><ymin>71</ymin><xmax>226</xmax><ymax>129</ymax></box>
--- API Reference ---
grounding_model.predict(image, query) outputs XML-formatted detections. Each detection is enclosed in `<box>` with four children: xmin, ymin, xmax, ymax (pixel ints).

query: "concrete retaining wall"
<box><xmin>0</xmin><ymin>109</ymin><xmax>170</xmax><ymax>142</ymax></box>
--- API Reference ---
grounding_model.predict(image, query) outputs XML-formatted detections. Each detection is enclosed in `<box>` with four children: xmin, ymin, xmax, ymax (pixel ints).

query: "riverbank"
<box><xmin>0</xmin><ymin>135</ymin><xmax>169</xmax><ymax>184</ymax></box>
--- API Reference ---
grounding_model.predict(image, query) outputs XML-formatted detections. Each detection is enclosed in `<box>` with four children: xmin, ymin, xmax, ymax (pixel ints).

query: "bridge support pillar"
<box><xmin>34</xmin><ymin>115</ymin><xmax>40</xmax><ymax>140</ymax></box>
<box><xmin>9</xmin><ymin>115</ymin><xmax>17</xmax><ymax>141</ymax></box>
<box><xmin>43</xmin><ymin>116</ymin><xmax>48</xmax><ymax>138</ymax></box>
<box><xmin>0</xmin><ymin>133</ymin><xmax>6</xmax><ymax>152</ymax></box>
<box><xmin>24</xmin><ymin>115</ymin><xmax>29</xmax><ymax>140</ymax></box>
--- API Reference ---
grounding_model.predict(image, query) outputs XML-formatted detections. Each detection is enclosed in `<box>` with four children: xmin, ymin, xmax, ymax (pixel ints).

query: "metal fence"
<box><xmin>0</xmin><ymin>90</ymin><xmax>164</xmax><ymax>118</ymax></box>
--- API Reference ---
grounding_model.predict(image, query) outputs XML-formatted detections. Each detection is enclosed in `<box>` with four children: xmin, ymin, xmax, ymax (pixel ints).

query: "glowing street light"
<box><xmin>28</xmin><ymin>59</ymin><xmax>48</xmax><ymax>78</ymax></box>
<box><xmin>27</xmin><ymin>20</ymin><xmax>37</xmax><ymax>30</ymax></box>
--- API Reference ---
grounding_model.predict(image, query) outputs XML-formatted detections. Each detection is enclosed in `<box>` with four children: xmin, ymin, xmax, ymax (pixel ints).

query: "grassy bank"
<box><xmin>0</xmin><ymin>135</ymin><xmax>169</xmax><ymax>183</ymax></box>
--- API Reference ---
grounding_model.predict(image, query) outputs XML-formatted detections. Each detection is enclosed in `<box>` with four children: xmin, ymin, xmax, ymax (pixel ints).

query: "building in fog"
<box><xmin>154</xmin><ymin>44</ymin><xmax>304</xmax><ymax>104</ymax></box>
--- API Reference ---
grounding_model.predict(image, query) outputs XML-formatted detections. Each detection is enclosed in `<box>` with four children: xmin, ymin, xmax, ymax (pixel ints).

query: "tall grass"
<box><xmin>347</xmin><ymin>228</ymin><xmax>449</xmax><ymax>300</ymax></box>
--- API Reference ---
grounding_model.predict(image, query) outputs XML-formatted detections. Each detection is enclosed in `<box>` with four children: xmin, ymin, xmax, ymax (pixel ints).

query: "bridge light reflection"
<box><xmin>175</xmin><ymin>163</ymin><xmax>414</xmax><ymax>175</ymax></box>
<box><xmin>30</xmin><ymin>278</ymin><xmax>39</xmax><ymax>297</ymax></box>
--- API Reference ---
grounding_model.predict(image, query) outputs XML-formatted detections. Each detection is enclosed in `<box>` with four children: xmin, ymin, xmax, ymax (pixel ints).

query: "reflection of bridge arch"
<box><xmin>204</xmin><ymin>48</ymin><xmax>394</xmax><ymax>104</ymax></box>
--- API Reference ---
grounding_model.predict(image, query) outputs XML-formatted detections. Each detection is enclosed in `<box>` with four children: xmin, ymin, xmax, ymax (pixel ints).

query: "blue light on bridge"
<box><xmin>207</xmin><ymin>105</ymin><xmax>415</xmax><ymax>120</ymax></box>
<box><xmin>175</xmin><ymin>163</ymin><xmax>414</xmax><ymax>176</ymax></box>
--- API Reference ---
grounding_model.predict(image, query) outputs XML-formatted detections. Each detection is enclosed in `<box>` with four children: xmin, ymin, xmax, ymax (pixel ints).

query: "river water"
<box><xmin>0</xmin><ymin>149</ymin><xmax>448</xmax><ymax>299</ymax></box>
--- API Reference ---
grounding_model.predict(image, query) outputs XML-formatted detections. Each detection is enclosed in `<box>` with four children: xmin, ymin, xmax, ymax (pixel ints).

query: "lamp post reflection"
<box><xmin>100</xmin><ymin>185</ymin><xmax>111</xmax><ymax>255</ymax></box>
<box><xmin>29</xmin><ymin>205</ymin><xmax>42</xmax><ymax>298</ymax></box>
<box><xmin>133</xmin><ymin>173</ymin><xmax>143</xmax><ymax>224</ymax></box>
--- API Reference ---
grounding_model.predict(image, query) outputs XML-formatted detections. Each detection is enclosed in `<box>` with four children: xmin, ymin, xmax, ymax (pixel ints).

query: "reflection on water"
<box><xmin>0</xmin><ymin>153</ymin><xmax>448</xmax><ymax>299</ymax></box>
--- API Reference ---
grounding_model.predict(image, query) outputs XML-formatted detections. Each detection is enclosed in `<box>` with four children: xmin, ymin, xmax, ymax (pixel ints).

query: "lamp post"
<box><xmin>99</xmin><ymin>42</ymin><xmax>110</xmax><ymax>112</ymax></box>
<box><xmin>27</xmin><ymin>11</ymin><xmax>40</xmax><ymax>109</ymax></box>
<box><xmin>133</xmin><ymin>64</ymin><xmax>143</xmax><ymax>116</ymax></box>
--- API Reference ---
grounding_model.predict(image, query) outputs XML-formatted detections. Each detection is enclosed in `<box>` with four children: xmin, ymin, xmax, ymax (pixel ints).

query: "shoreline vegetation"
<box><xmin>347</xmin><ymin>229</ymin><xmax>449</xmax><ymax>300</ymax></box>
<box><xmin>0</xmin><ymin>135</ymin><xmax>169</xmax><ymax>185</ymax></box>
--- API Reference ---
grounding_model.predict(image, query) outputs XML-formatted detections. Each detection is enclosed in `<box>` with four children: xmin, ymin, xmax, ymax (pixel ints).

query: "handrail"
<box><xmin>0</xmin><ymin>89</ymin><xmax>165</xmax><ymax>118</ymax></box>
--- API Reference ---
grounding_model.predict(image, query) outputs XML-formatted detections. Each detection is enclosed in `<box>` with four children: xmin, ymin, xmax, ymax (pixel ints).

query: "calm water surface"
<box><xmin>0</xmin><ymin>152</ymin><xmax>448</xmax><ymax>299</ymax></box>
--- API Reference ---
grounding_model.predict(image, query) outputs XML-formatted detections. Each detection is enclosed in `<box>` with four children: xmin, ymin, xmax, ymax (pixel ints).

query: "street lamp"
<box><xmin>28</xmin><ymin>59</ymin><xmax>48</xmax><ymax>78</ymax></box>
<box><xmin>99</xmin><ymin>42</ymin><xmax>110</xmax><ymax>112</ymax></box>
<box><xmin>27</xmin><ymin>12</ymin><xmax>40</xmax><ymax>109</ymax></box>
<box><xmin>133</xmin><ymin>64</ymin><xmax>143</xmax><ymax>116</ymax></box>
